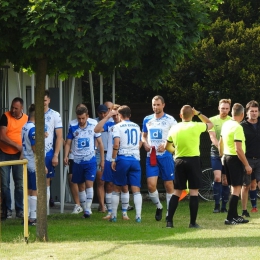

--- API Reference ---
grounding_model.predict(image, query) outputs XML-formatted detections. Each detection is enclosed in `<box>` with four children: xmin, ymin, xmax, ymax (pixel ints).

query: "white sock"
<box><xmin>29</xmin><ymin>196</ymin><xmax>37</xmax><ymax>220</ymax></box>
<box><xmin>134</xmin><ymin>192</ymin><xmax>142</xmax><ymax>219</ymax></box>
<box><xmin>149</xmin><ymin>190</ymin><xmax>162</xmax><ymax>209</ymax></box>
<box><xmin>166</xmin><ymin>193</ymin><xmax>173</xmax><ymax>215</ymax></box>
<box><xmin>85</xmin><ymin>188</ymin><xmax>93</xmax><ymax>213</ymax></box>
<box><xmin>79</xmin><ymin>191</ymin><xmax>87</xmax><ymax>211</ymax></box>
<box><xmin>47</xmin><ymin>186</ymin><xmax>50</xmax><ymax>207</ymax></box>
<box><xmin>111</xmin><ymin>192</ymin><xmax>120</xmax><ymax>218</ymax></box>
<box><xmin>121</xmin><ymin>191</ymin><xmax>129</xmax><ymax>213</ymax></box>
<box><xmin>105</xmin><ymin>193</ymin><xmax>112</xmax><ymax>213</ymax></box>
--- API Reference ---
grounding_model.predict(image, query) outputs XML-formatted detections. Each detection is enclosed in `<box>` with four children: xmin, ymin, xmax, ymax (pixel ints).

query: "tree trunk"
<box><xmin>35</xmin><ymin>57</ymin><xmax>48</xmax><ymax>241</ymax></box>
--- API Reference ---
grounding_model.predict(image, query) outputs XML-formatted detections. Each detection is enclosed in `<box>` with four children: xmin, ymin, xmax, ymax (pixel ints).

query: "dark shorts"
<box><xmin>145</xmin><ymin>155</ymin><xmax>174</xmax><ymax>181</ymax></box>
<box><xmin>243</xmin><ymin>157</ymin><xmax>260</xmax><ymax>185</ymax></box>
<box><xmin>113</xmin><ymin>157</ymin><xmax>141</xmax><ymax>187</ymax></box>
<box><xmin>71</xmin><ymin>162</ymin><xmax>97</xmax><ymax>184</ymax></box>
<box><xmin>224</xmin><ymin>155</ymin><xmax>244</xmax><ymax>186</ymax></box>
<box><xmin>28</xmin><ymin>170</ymin><xmax>37</xmax><ymax>190</ymax></box>
<box><xmin>211</xmin><ymin>156</ymin><xmax>225</xmax><ymax>173</ymax></box>
<box><xmin>174</xmin><ymin>156</ymin><xmax>202</xmax><ymax>190</ymax></box>
<box><xmin>68</xmin><ymin>159</ymin><xmax>74</xmax><ymax>174</ymax></box>
<box><xmin>243</xmin><ymin>172</ymin><xmax>254</xmax><ymax>186</ymax></box>
<box><xmin>102</xmin><ymin>160</ymin><xmax>114</xmax><ymax>183</ymax></box>
<box><xmin>45</xmin><ymin>156</ymin><xmax>55</xmax><ymax>178</ymax></box>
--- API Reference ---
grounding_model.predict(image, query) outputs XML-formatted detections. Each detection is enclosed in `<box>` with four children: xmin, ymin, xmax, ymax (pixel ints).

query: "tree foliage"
<box><xmin>0</xmin><ymin>0</ymin><xmax>221</xmax><ymax>241</ymax></box>
<box><xmin>163</xmin><ymin>0</ymin><xmax>260</xmax><ymax>108</ymax></box>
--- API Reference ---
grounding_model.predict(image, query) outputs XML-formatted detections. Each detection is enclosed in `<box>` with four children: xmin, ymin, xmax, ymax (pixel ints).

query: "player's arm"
<box><xmin>94</xmin><ymin>110</ymin><xmax>117</xmax><ymax>133</ymax></box>
<box><xmin>165</xmin><ymin>140</ymin><xmax>175</xmax><ymax>154</ymax></box>
<box><xmin>192</xmin><ymin>108</ymin><xmax>213</xmax><ymax>130</ymax></box>
<box><xmin>111</xmin><ymin>137</ymin><xmax>120</xmax><ymax>171</ymax></box>
<box><xmin>64</xmin><ymin>139</ymin><xmax>72</xmax><ymax>166</ymax></box>
<box><xmin>235</xmin><ymin>141</ymin><xmax>252</xmax><ymax>175</ymax></box>
<box><xmin>142</xmin><ymin>132</ymin><xmax>151</xmax><ymax>152</ymax></box>
<box><xmin>96</xmin><ymin>136</ymin><xmax>104</xmax><ymax>171</ymax></box>
<box><xmin>139</xmin><ymin>140</ymin><xmax>143</xmax><ymax>149</ymax></box>
<box><xmin>218</xmin><ymin>136</ymin><xmax>224</xmax><ymax>157</ymax></box>
<box><xmin>0</xmin><ymin>126</ymin><xmax>22</xmax><ymax>152</ymax></box>
<box><xmin>209</xmin><ymin>131</ymin><xmax>219</xmax><ymax>148</ymax></box>
<box><xmin>52</xmin><ymin>128</ymin><xmax>63</xmax><ymax>166</ymax></box>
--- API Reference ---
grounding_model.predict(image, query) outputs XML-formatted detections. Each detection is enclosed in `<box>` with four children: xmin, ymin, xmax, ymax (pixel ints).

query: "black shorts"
<box><xmin>224</xmin><ymin>155</ymin><xmax>244</xmax><ymax>186</ymax></box>
<box><xmin>68</xmin><ymin>159</ymin><xmax>74</xmax><ymax>174</ymax></box>
<box><xmin>174</xmin><ymin>156</ymin><xmax>202</xmax><ymax>190</ymax></box>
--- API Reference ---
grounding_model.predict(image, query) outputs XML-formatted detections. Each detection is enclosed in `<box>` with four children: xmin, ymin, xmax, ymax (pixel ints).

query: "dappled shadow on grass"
<box><xmin>1</xmin><ymin>200</ymin><xmax>260</xmax><ymax>246</ymax></box>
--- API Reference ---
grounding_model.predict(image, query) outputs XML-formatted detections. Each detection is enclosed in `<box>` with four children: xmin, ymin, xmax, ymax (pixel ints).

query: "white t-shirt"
<box><xmin>142</xmin><ymin>113</ymin><xmax>177</xmax><ymax>157</ymax></box>
<box><xmin>44</xmin><ymin>108</ymin><xmax>63</xmax><ymax>157</ymax></box>
<box><xmin>67</xmin><ymin>120</ymin><xmax>101</xmax><ymax>164</ymax></box>
<box><xmin>112</xmin><ymin>120</ymin><xmax>141</xmax><ymax>161</ymax></box>
<box><xmin>22</xmin><ymin>121</ymin><xmax>36</xmax><ymax>172</ymax></box>
<box><xmin>68</xmin><ymin>117</ymin><xmax>97</xmax><ymax>160</ymax></box>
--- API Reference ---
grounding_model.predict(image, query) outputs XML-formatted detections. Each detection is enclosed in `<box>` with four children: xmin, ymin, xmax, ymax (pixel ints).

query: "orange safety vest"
<box><xmin>0</xmin><ymin>111</ymin><xmax>28</xmax><ymax>154</ymax></box>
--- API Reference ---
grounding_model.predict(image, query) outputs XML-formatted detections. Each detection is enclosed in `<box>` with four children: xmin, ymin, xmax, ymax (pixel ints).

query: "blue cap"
<box><xmin>97</xmin><ymin>104</ymin><xmax>108</xmax><ymax>113</ymax></box>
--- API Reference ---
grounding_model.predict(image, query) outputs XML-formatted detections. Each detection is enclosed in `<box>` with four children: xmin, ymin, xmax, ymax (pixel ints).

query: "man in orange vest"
<box><xmin>0</xmin><ymin>97</ymin><xmax>28</xmax><ymax>219</ymax></box>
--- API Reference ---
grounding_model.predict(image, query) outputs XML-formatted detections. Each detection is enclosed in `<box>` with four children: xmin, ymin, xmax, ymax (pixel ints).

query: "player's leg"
<box><xmin>129</xmin><ymin>160</ymin><xmax>142</xmax><ymax>223</ymax></box>
<box><xmin>120</xmin><ymin>188</ymin><xmax>130</xmax><ymax>220</ymax></box>
<box><xmin>12</xmin><ymin>159</ymin><xmax>23</xmax><ymax>218</ymax></box>
<box><xmin>211</xmin><ymin>156</ymin><xmax>222</xmax><ymax>213</ymax></box>
<box><xmin>158</xmin><ymin>156</ymin><xmax>174</xmax><ymax>220</ymax></box>
<box><xmin>221</xmin><ymin>170</ymin><xmax>230</xmax><ymax>212</ymax></box>
<box><xmin>28</xmin><ymin>170</ymin><xmax>37</xmax><ymax>225</ymax></box>
<box><xmin>45</xmin><ymin>156</ymin><xmax>55</xmax><ymax>209</ymax></box>
<box><xmin>249</xmin><ymin>177</ymin><xmax>258</xmax><ymax>212</ymax></box>
<box><xmin>103</xmin><ymin>181</ymin><xmax>113</xmax><ymax>219</ymax></box>
<box><xmin>241</xmin><ymin>174</ymin><xmax>250</xmax><ymax>217</ymax></box>
<box><xmin>186</xmin><ymin>157</ymin><xmax>201</xmax><ymax>228</ymax></box>
<box><xmin>167</xmin><ymin>158</ymin><xmax>186</xmax><ymax>228</ymax></box>
<box><xmin>71</xmin><ymin>163</ymin><xmax>87</xmax><ymax>217</ymax></box>
<box><xmin>68</xmin><ymin>159</ymin><xmax>82</xmax><ymax>214</ymax></box>
<box><xmin>225</xmin><ymin>156</ymin><xmax>248</xmax><ymax>224</ymax></box>
<box><xmin>110</xmin><ymin>158</ymin><xmax>129</xmax><ymax>222</ymax></box>
<box><xmin>146</xmin><ymin>158</ymin><xmax>163</xmax><ymax>221</ymax></box>
<box><xmin>102</xmin><ymin>160</ymin><xmax>114</xmax><ymax>219</ymax></box>
<box><xmin>250</xmin><ymin>159</ymin><xmax>260</xmax><ymax>213</ymax></box>
<box><xmin>96</xmin><ymin>152</ymin><xmax>106</xmax><ymax>212</ymax></box>
<box><xmin>83</xmin><ymin>162</ymin><xmax>97</xmax><ymax>217</ymax></box>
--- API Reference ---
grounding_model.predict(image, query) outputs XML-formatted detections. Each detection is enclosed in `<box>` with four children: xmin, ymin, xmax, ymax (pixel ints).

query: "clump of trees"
<box><xmin>1</xmin><ymin>0</ymin><xmax>219</xmax><ymax>241</ymax></box>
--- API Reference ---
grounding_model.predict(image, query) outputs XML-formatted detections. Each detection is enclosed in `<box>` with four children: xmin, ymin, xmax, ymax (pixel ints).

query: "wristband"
<box><xmin>111</xmin><ymin>158</ymin><xmax>116</xmax><ymax>162</ymax></box>
<box><xmin>197</xmin><ymin>112</ymin><xmax>201</xmax><ymax>116</ymax></box>
<box><xmin>113</xmin><ymin>148</ymin><xmax>119</xmax><ymax>151</ymax></box>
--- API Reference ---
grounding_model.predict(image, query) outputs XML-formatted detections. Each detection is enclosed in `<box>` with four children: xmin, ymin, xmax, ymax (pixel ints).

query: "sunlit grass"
<box><xmin>1</xmin><ymin>199</ymin><xmax>260</xmax><ymax>259</ymax></box>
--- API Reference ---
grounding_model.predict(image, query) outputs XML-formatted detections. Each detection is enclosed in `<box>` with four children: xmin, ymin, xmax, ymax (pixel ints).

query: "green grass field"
<box><xmin>1</xmin><ymin>199</ymin><xmax>260</xmax><ymax>260</ymax></box>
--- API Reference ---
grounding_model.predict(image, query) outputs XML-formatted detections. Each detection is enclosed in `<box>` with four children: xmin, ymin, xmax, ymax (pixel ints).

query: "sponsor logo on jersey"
<box><xmin>150</xmin><ymin>129</ymin><xmax>162</xmax><ymax>139</ymax></box>
<box><xmin>78</xmin><ymin>138</ymin><xmax>89</xmax><ymax>148</ymax></box>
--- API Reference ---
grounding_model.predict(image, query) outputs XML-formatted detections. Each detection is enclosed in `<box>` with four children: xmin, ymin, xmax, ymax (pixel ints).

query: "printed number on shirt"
<box><xmin>125</xmin><ymin>129</ymin><xmax>138</xmax><ymax>145</ymax></box>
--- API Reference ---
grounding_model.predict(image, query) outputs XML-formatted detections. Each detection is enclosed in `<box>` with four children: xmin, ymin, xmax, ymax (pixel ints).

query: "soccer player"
<box><xmin>68</xmin><ymin>104</ymin><xmax>97</xmax><ymax>214</ymax></box>
<box><xmin>21</xmin><ymin>104</ymin><xmax>47</xmax><ymax>225</ymax></box>
<box><xmin>208</xmin><ymin>99</ymin><xmax>231</xmax><ymax>213</ymax></box>
<box><xmin>219</xmin><ymin>103</ymin><xmax>252</xmax><ymax>225</ymax></box>
<box><xmin>64</xmin><ymin>106</ymin><xmax>104</xmax><ymax>218</ymax></box>
<box><xmin>95</xmin><ymin>104</ymin><xmax>131</xmax><ymax>220</ymax></box>
<box><xmin>240</xmin><ymin>100</ymin><xmax>260</xmax><ymax>217</ymax></box>
<box><xmin>44</xmin><ymin>90</ymin><xmax>63</xmax><ymax>207</ymax></box>
<box><xmin>110</xmin><ymin>105</ymin><xmax>143</xmax><ymax>223</ymax></box>
<box><xmin>142</xmin><ymin>95</ymin><xmax>177</xmax><ymax>221</ymax></box>
<box><xmin>165</xmin><ymin>106</ymin><xmax>213</xmax><ymax>228</ymax></box>
<box><xmin>95</xmin><ymin>103</ymin><xmax>112</xmax><ymax>213</ymax></box>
